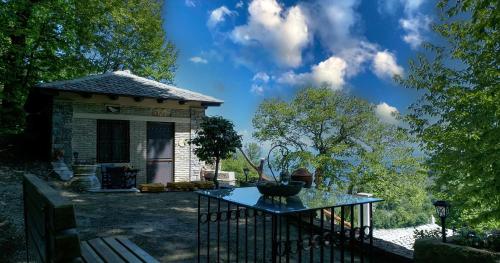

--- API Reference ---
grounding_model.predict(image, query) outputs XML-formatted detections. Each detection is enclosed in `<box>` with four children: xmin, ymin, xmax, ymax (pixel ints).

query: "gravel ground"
<box><xmin>0</xmin><ymin>162</ymin><xmax>52</xmax><ymax>263</ymax></box>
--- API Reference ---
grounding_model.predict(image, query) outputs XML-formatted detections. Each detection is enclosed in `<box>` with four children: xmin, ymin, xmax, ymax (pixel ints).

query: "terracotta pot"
<box><xmin>291</xmin><ymin>168</ymin><xmax>313</xmax><ymax>188</ymax></box>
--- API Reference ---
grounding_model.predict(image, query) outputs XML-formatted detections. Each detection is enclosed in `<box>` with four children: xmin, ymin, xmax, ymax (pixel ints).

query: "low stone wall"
<box><xmin>414</xmin><ymin>238</ymin><xmax>500</xmax><ymax>263</ymax></box>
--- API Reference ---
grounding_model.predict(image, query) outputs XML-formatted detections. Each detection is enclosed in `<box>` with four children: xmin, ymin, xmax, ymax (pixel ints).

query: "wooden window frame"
<box><xmin>96</xmin><ymin>119</ymin><xmax>130</xmax><ymax>163</ymax></box>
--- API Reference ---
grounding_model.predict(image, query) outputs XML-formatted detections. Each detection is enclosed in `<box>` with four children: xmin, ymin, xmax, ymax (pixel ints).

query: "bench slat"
<box><xmin>88</xmin><ymin>238</ymin><xmax>126</xmax><ymax>263</ymax></box>
<box><xmin>102</xmin><ymin>237</ymin><xmax>143</xmax><ymax>263</ymax></box>
<box><xmin>117</xmin><ymin>237</ymin><xmax>159</xmax><ymax>263</ymax></box>
<box><xmin>81</xmin><ymin>241</ymin><xmax>104</xmax><ymax>263</ymax></box>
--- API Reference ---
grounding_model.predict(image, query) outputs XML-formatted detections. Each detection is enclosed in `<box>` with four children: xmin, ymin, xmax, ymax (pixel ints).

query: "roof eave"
<box><xmin>37</xmin><ymin>87</ymin><xmax>223</xmax><ymax>106</ymax></box>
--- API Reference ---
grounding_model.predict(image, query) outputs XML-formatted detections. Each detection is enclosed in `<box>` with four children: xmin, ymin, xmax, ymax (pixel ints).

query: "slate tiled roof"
<box><xmin>36</xmin><ymin>70</ymin><xmax>222</xmax><ymax>105</ymax></box>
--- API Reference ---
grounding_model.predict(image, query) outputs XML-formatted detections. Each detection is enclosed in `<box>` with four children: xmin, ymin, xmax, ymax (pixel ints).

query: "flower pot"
<box><xmin>70</xmin><ymin>164</ymin><xmax>100</xmax><ymax>191</ymax></box>
<box><xmin>257</xmin><ymin>181</ymin><xmax>304</xmax><ymax>197</ymax></box>
<box><xmin>291</xmin><ymin>168</ymin><xmax>313</xmax><ymax>188</ymax></box>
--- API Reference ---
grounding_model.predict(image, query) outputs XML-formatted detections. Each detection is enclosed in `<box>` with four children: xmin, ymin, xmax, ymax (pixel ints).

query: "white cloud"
<box><xmin>304</xmin><ymin>0</ymin><xmax>361</xmax><ymax>52</ymax></box>
<box><xmin>252</xmin><ymin>72</ymin><xmax>270</xmax><ymax>83</ymax></box>
<box><xmin>276</xmin><ymin>71</ymin><xmax>309</xmax><ymax>86</ymax></box>
<box><xmin>250</xmin><ymin>84</ymin><xmax>265</xmax><ymax>95</ymax></box>
<box><xmin>377</xmin><ymin>0</ymin><xmax>430</xmax><ymax>49</ymax></box>
<box><xmin>372</xmin><ymin>50</ymin><xmax>404</xmax><ymax>79</ymax></box>
<box><xmin>236</xmin><ymin>1</ymin><xmax>244</xmax><ymax>9</ymax></box>
<box><xmin>311</xmin><ymin>57</ymin><xmax>347</xmax><ymax>89</ymax></box>
<box><xmin>299</xmin><ymin>1</ymin><xmax>388</xmax><ymax>79</ymax></box>
<box><xmin>399</xmin><ymin>16</ymin><xmax>431</xmax><ymax>49</ymax></box>
<box><xmin>189</xmin><ymin>56</ymin><xmax>208</xmax><ymax>64</ymax></box>
<box><xmin>402</xmin><ymin>0</ymin><xmax>425</xmax><ymax>13</ymax></box>
<box><xmin>277</xmin><ymin>56</ymin><xmax>347</xmax><ymax>90</ymax></box>
<box><xmin>231</xmin><ymin>0</ymin><xmax>310</xmax><ymax>68</ymax></box>
<box><xmin>208</xmin><ymin>6</ymin><xmax>236</xmax><ymax>28</ymax></box>
<box><xmin>337</xmin><ymin>41</ymin><xmax>378</xmax><ymax>77</ymax></box>
<box><xmin>185</xmin><ymin>0</ymin><xmax>196</xmax><ymax>7</ymax></box>
<box><xmin>377</xmin><ymin>0</ymin><xmax>400</xmax><ymax>15</ymax></box>
<box><xmin>225</xmin><ymin>0</ymin><xmax>405</xmax><ymax>87</ymax></box>
<box><xmin>375</xmin><ymin>102</ymin><xmax>399</xmax><ymax>124</ymax></box>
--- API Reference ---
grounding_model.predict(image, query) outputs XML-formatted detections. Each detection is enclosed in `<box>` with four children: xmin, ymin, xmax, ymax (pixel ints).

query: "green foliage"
<box><xmin>167</xmin><ymin>181</ymin><xmax>215</xmax><ymax>191</ymax></box>
<box><xmin>222</xmin><ymin>143</ymin><xmax>261</xmax><ymax>183</ymax></box>
<box><xmin>190</xmin><ymin>116</ymin><xmax>242</xmax><ymax>187</ymax></box>
<box><xmin>413</xmin><ymin>227</ymin><xmax>443</xmax><ymax>241</ymax></box>
<box><xmin>453</xmin><ymin>228</ymin><xmax>500</xmax><ymax>252</ymax></box>
<box><xmin>0</xmin><ymin>0</ymin><xmax>177</xmax><ymax>134</ymax></box>
<box><xmin>253</xmin><ymin>87</ymin><xmax>432</xmax><ymax>228</ymax></box>
<box><xmin>398</xmin><ymin>0</ymin><xmax>499</xmax><ymax>230</ymax></box>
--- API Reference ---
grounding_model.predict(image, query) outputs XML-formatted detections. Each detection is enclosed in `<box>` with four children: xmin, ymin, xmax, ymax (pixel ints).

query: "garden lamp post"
<box><xmin>243</xmin><ymin>167</ymin><xmax>250</xmax><ymax>182</ymax></box>
<box><xmin>433</xmin><ymin>200</ymin><xmax>450</xmax><ymax>242</ymax></box>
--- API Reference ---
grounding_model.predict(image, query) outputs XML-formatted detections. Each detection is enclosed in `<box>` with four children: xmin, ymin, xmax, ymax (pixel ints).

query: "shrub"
<box><xmin>453</xmin><ymin>228</ymin><xmax>500</xmax><ymax>253</ymax></box>
<box><xmin>166</xmin><ymin>181</ymin><xmax>214</xmax><ymax>191</ymax></box>
<box><xmin>413</xmin><ymin>227</ymin><xmax>442</xmax><ymax>240</ymax></box>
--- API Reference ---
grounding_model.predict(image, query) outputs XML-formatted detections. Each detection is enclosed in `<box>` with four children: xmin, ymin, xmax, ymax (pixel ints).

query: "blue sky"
<box><xmin>163</xmin><ymin>0</ymin><xmax>436</xmax><ymax>142</ymax></box>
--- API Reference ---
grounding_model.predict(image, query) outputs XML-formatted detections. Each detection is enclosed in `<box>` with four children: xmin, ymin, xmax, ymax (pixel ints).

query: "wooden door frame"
<box><xmin>146</xmin><ymin>121</ymin><xmax>175</xmax><ymax>184</ymax></box>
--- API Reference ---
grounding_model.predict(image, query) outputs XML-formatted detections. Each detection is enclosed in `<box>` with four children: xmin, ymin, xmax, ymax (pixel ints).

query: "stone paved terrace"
<box><xmin>0</xmin><ymin>165</ymin><xmax>429</xmax><ymax>262</ymax></box>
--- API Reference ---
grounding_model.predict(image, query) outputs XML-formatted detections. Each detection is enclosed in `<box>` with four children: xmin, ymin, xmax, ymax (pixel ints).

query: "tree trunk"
<box><xmin>213</xmin><ymin>157</ymin><xmax>220</xmax><ymax>189</ymax></box>
<box><xmin>1</xmin><ymin>0</ymin><xmax>40</xmax><ymax>133</ymax></box>
<box><xmin>314</xmin><ymin>167</ymin><xmax>324</xmax><ymax>189</ymax></box>
<box><xmin>238</xmin><ymin>147</ymin><xmax>267</xmax><ymax>181</ymax></box>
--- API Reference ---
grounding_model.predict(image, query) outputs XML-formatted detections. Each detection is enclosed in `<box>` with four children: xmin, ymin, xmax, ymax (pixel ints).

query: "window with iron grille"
<box><xmin>97</xmin><ymin>120</ymin><xmax>130</xmax><ymax>163</ymax></box>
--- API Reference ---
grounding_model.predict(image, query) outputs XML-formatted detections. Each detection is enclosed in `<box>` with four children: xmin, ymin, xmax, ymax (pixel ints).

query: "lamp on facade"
<box><xmin>433</xmin><ymin>200</ymin><xmax>450</xmax><ymax>242</ymax></box>
<box><xmin>243</xmin><ymin>167</ymin><xmax>250</xmax><ymax>182</ymax></box>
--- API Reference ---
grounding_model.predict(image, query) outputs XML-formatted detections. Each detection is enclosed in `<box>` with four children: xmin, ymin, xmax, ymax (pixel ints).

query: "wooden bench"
<box><xmin>23</xmin><ymin>174</ymin><xmax>158</xmax><ymax>263</ymax></box>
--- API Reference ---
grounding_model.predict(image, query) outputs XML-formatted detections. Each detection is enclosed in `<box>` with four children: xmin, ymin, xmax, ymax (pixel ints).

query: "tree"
<box><xmin>191</xmin><ymin>116</ymin><xmax>242</xmax><ymax>188</ymax></box>
<box><xmin>253</xmin><ymin>87</ymin><xmax>431</xmax><ymax>227</ymax></box>
<box><xmin>0</xmin><ymin>0</ymin><xmax>177</xmax><ymax>134</ymax></box>
<box><xmin>254</xmin><ymin>87</ymin><xmax>380</xmax><ymax>187</ymax></box>
<box><xmin>398</xmin><ymin>0</ymin><xmax>499</xmax><ymax>230</ymax></box>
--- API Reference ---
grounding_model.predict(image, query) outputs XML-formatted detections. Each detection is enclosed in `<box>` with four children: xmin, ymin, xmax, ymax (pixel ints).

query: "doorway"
<box><xmin>146</xmin><ymin>122</ymin><xmax>174</xmax><ymax>184</ymax></box>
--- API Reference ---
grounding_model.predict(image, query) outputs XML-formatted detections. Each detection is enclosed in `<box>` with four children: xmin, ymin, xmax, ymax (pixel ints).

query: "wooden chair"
<box><xmin>101</xmin><ymin>166</ymin><xmax>138</xmax><ymax>189</ymax></box>
<box><xmin>23</xmin><ymin>174</ymin><xmax>158</xmax><ymax>262</ymax></box>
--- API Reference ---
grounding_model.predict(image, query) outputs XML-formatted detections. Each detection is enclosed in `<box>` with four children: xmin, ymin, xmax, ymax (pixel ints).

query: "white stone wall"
<box><xmin>129</xmin><ymin>121</ymin><xmax>147</xmax><ymax>183</ymax></box>
<box><xmin>189</xmin><ymin>108</ymin><xmax>205</xmax><ymax>181</ymax></box>
<box><xmin>174</xmin><ymin>122</ymin><xmax>190</xmax><ymax>182</ymax></box>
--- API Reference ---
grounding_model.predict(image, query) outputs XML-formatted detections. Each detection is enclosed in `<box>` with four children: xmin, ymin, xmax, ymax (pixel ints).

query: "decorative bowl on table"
<box><xmin>257</xmin><ymin>181</ymin><xmax>305</xmax><ymax>197</ymax></box>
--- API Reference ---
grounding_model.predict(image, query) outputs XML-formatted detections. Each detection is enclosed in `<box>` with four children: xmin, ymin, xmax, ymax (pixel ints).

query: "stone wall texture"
<box><xmin>174</xmin><ymin>122</ymin><xmax>190</xmax><ymax>182</ymax></box>
<box><xmin>190</xmin><ymin>108</ymin><xmax>205</xmax><ymax>181</ymax></box>
<box><xmin>52</xmin><ymin>99</ymin><xmax>206</xmax><ymax>183</ymax></box>
<box><xmin>72</xmin><ymin>118</ymin><xmax>96</xmax><ymax>161</ymax></box>
<box><xmin>51</xmin><ymin>101</ymin><xmax>73</xmax><ymax>161</ymax></box>
<box><xmin>129</xmin><ymin>121</ymin><xmax>147</xmax><ymax>183</ymax></box>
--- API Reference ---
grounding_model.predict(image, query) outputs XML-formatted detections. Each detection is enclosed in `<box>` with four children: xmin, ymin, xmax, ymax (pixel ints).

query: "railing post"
<box><xmin>355</xmin><ymin>193</ymin><xmax>373</xmax><ymax>228</ymax></box>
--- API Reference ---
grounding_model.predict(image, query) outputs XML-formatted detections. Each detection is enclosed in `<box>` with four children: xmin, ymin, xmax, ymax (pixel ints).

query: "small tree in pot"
<box><xmin>191</xmin><ymin>116</ymin><xmax>242</xmax><ymax>188</ymax></box>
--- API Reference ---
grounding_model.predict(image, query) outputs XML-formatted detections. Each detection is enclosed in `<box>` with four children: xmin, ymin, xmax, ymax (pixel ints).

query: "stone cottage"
<box><xmin>25</xmin><ymin>70</ymin><xmax>222</xmax><ymax>185</ymax></box>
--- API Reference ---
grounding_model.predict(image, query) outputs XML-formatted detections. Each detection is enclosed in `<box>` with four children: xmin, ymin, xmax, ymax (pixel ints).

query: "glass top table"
<box><xmin>196</xmin><ymin>186</ymin><xmax>383</xmax><ymax>215</ymax></box>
